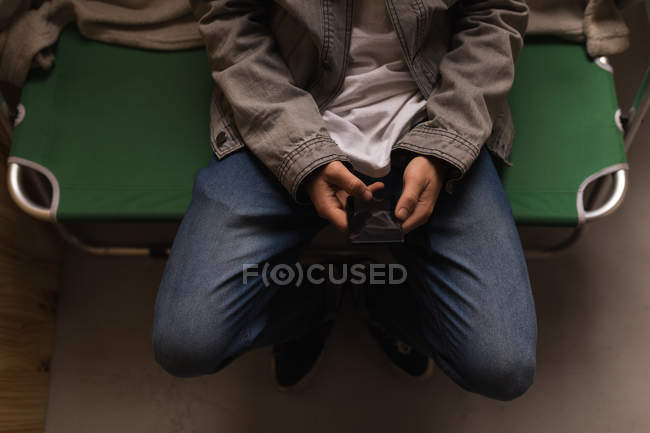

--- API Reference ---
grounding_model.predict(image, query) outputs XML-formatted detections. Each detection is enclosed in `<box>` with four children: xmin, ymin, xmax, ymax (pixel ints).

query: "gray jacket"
<box><xmin>191</xmin><ymin>0</ymin><xmax>529</xmax><ymax>201</ymax></box>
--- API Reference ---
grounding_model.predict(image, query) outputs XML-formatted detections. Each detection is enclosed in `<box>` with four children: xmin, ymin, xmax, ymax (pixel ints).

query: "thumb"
<box><xmin>396</xmin><ymin>174</ymin><xmax>425</xmax><ymax>221</ymax></box>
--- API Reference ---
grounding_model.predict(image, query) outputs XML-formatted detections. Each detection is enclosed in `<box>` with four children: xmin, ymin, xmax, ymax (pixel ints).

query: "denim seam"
<box><xmin>414</xmin><ymin>0</ymin><xmax>425</xmax><ymax>46</ymax></box>
<box><xmin>278</xmin><ymin>135</ymin><xmax>336</xmax><ymax>181</ymax></box>
<box><xmin>406</xmin><ymin>131</ymin><xmax>479</xmax><ymax>160</ymax></box>
<box><xmin>407</xmin><ymin>129</ymin><xmax>478</xmax><ymax>154</ymax></box>
<box><xmin>210</xmin><ymin>94</ymin><xmax>246</xmax><ymax>158</ymax></box>
<box><xmin>278</xmin><ymin>136</ymin><xmax>325</xmax><ymax>177</ymax></box>
<box><xmin>322</xmin><ymin>0</ymin><xmax>331</xmax><ymax>66</ymax></box>
<box><xmin>386</xmin><ymin>1</ymin><xmax>411</xmax><ymax>60</ymax></box>
<box><xmin>410</xmin><ymin>125</ymin><xmax>480</xmax><ymax>156</ymax></box>
<box><xmin>394</xmin><ymin>141</ymin><xmax>468</xmax><ymax>172</ymax></box>
<box><xmin>413</xmin><ymin>125</ymin><xmax>478</xmax><ymax>150</ymax></box>
<box><xmin>420</xmin><ymin>59</ymin><xmax>440</xmax><ymax>88</ymax></box>
<box><xmin>288</xmin><ymin>153</ymin><xmax>350</xmax><ymax>199</ymax></box>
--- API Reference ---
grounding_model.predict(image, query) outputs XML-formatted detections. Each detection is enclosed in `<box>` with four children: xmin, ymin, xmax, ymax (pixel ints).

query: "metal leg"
<box><xmin>8</xmin><ymin>160</ymin><xmax>170</xmax><ymax>256</ymax></box>
<box><xmin>54</xmin><ymin>224</ymin><xmax>168</xmax><ymax>256</ymax></box>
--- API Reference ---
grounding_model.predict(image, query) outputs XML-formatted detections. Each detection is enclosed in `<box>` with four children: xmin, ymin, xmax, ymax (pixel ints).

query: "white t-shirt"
<box><xmin>322</xmin><ymin>0</ymin><xmax>427</xmax><ymax>178</ymax></box>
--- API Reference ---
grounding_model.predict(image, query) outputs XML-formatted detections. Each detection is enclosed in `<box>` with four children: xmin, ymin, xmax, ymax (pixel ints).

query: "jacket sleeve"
<box><xmin>190</xmin><ymin>0</ymin><xmax>349</xmax><ymax>201</ymax></box>
<box><xmin>395</xmin><ymin>0</ymin><xmax>528</xmax><ymax>181</ymax></box>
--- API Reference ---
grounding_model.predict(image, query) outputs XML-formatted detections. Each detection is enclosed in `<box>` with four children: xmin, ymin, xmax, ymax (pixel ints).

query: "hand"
<box><xmin>395</xmin><ymin>156</ymin><xmax>448</xmax><ymax>234</ymax></box>
<box><xmin>305</xmin><ymin>161</ymin><xmax>384</xmax><ymax>232</ymax></box>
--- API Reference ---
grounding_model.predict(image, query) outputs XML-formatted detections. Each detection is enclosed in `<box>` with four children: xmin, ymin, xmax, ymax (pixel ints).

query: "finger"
<box><xmin>335</xmin><ymin>189</ymin><xmax>349</xmax><ymax>209</ymax></box>
<box><xmin>395</xmin><ymin>177</ymin><xmax>426</xmax><ymax>221</ymax></box>
<box><xmin>321</xmin><ymin>204</ymin><xmax>348</xmax><ymax>232</ymax></box>
<box><xmin>367</xmin><ymin>181</ymin><xmax>385</xmax><ymax>195</ymax></box>
<box><xmin>325</xmin><ymin>164</ymin><xmax>372</xmax><ymax>201</ymax></box>
<box><xmin>314</xmin><ymin>194</ymin><xmax>348</xmax><ymax>232</ymax></box>
<box><xmin>401</xmin><ymin>201</ymin><xmax>434</xmax><ymax>234</ymax></box>
<box><xmin>336</xmin><ymin>181</ymin><xmax>383</xmax><ymax>210</ymax></box>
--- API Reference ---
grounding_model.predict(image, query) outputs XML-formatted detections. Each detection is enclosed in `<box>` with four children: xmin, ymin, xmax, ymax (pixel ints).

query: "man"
<box><xmin>152</xmin><ymin>0</ymin><xmax>537</xmax><ymax>400</ymax></box>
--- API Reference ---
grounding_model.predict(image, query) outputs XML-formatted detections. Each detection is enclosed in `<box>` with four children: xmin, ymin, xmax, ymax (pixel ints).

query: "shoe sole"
<box><xmin>385</xmin><ymin>356</ymin><xmax>435</xmax><ymax>382</ymax></box>
<box><xmin>271</xmin><ymin>346</ymin><xmax>326</xmax><ymax>393</ymax></box>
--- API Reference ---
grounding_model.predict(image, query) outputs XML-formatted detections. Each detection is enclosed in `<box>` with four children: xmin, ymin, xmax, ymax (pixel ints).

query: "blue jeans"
<box><xmin>152</xmin><ymin>148</ymin><xmax>537</xmax><ymax>400</ymax></box>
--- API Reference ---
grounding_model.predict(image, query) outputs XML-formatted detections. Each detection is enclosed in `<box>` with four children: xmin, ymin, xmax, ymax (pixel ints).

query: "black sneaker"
<box><xmin>368</xmin><ymin>322</ymin><xmax>434</xmax><ymax>379</ymax></box>
<box><xmin>271</xmin><ymin>321</ymin><xmax>332</xmax><ymax>392</ymax></box>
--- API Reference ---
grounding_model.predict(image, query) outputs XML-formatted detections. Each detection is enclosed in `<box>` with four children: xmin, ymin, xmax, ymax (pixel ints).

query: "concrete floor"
<box><xmin>44</xmin><ymin>7</ymin><xmax>650</xmax><ymax>433</ymax></box>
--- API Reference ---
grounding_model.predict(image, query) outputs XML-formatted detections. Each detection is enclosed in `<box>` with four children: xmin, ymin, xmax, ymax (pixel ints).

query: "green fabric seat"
<box><xmin>10</xmin><ymin>28</ymin><xmax>213</xmax><ymax>221</ymax></box>
<box><xmin>9</xmin><ymin>28</ymin><xmax>626</xmax><ymax>226</ymax></box>
<box><xmin>504</xmin><ymin>38</ymin><xmax>626</xmax><ymax>225</ymax></box>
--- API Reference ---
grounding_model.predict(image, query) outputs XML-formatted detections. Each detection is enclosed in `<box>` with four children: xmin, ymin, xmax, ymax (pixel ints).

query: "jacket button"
<box><xmin>322</xmin><ymin>59</ymin><xmax>332</xmax><ymax>71</ymax></box>
<box><xmin>215</xmin><ymin>131</ymin><xmax>227</xmax><ymax>147</ymax></box>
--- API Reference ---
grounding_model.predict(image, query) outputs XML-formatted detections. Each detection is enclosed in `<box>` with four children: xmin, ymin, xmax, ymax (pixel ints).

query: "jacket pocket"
<box><xmin>209</xmin><ymin>88</ymin><xmax>246</xmax><ymax>159</ymax></box>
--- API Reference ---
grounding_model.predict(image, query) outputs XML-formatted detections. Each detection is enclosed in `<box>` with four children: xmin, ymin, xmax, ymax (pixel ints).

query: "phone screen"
<box><xmin>346</xmin><ymin>192</ymin><xmax>404</xmax><ymax>245</ymax></box>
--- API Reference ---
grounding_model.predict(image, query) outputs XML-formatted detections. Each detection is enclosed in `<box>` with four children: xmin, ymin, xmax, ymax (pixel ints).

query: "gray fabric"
<box><xmin>527</xmin><ymin>0</ymin><xmax>633</xmax><ymax>56</ymax></box>
<box><xmin>0</xmin><ymin>0</ymin><xmax>27</xmax><ymax>30</ymax></box>
<box><xmin>0</xmin><ymin>0</ymin><xmax>202</xmax><ymax>92</ymax></box>
<box><xmin>0</xmin><ymin>0</ymin><xmax>635</xmax><ymax>92</ymax></box>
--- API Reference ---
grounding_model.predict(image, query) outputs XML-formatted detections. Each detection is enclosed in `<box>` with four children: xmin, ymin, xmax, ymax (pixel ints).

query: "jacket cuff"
<box><xmin>277</xmin><ymin>135</ymin><xmax>350</xmax><ymax>203</ymax></box>
<box><xmin>394</xmin><ymin>122</ymin><xmax>481</xmax><ymax>189</ymax></box>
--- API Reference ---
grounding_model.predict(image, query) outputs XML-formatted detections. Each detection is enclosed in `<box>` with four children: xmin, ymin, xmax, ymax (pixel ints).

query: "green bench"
<box><xmin>6</xmin><ymin>26</ymin><xmax>648</xmax><ymax>254</ymax></box>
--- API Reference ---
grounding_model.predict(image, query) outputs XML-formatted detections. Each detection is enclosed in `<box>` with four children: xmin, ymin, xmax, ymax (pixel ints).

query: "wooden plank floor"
<box><xmin>0</xmin><ymin>113</ymin><xmax>63</xmax><ymax>433</ymax></box>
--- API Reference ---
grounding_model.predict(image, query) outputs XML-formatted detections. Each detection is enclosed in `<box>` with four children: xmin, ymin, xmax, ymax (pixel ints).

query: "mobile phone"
<box><xmin>346</xmin><ymin>191</ymin><xmax>404</xmax><ymax>245</ymax></box>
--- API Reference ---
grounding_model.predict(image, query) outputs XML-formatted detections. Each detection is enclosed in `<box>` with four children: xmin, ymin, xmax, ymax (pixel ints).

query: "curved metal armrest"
<box><xmin>579</xmin><ymin>168</ymin><xmax>629</xmax><ymax>223</ymax></box>
<box><xmin>6</xmin><ymin>162</ymin><xmax>55</xmax><ymax>222</ymax></box>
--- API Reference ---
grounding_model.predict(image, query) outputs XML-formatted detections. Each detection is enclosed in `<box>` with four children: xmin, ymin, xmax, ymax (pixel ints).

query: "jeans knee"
<box><xmin>152</xmin><ymin>315</ymin><xmax>236</xmax><ymax>378</ymax></box>
<box><xmin>461</xmin><ymin>347</ymin><xmax>536</xmax><ymax>401</ymax></box>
